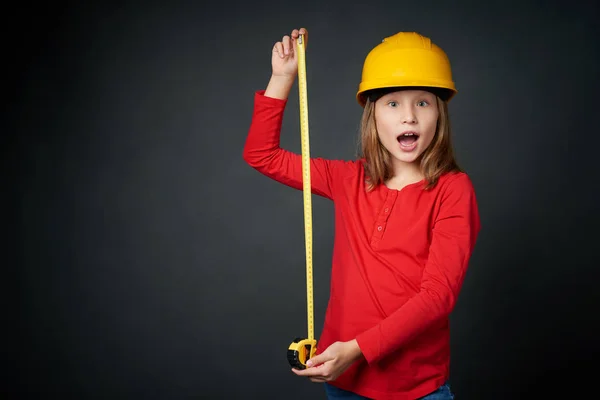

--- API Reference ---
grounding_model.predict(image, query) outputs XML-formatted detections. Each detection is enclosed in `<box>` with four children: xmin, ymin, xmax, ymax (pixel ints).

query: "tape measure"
<box><xmin>287</xmin><ymin>33</ymin><xmax>317</xmax><ymax>370</ymax></box>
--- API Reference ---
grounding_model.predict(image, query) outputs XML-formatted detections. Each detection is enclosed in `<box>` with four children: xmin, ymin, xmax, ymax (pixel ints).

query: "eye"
<box><xmin>417</xmin><ymin>100</ymin><xmax>429</xmax><ymax>107</ymax></box>
<box><xmin>387</xmin><ymin>101</ymin><xmax>398</xmax><ymax>107</ymax></box>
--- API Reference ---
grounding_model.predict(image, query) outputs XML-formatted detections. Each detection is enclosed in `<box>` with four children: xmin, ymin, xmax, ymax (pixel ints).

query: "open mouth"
<box><xmin>397</xmin><ymin>131</ymin><xmax>419</xmax><ymax>148</ymax></box>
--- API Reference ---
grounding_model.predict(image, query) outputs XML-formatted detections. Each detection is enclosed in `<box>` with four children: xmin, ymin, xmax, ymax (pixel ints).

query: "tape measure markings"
<box><xmin>296</xmin><ymin>34</ymin><xmax>314</xmax><ymax>342</ymax></box>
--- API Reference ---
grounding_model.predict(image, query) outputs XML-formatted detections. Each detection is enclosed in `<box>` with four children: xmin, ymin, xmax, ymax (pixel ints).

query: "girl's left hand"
<box><xmin>291</xmin><ymin>340</ymin><xmax>363</xmax><ymax>383</ymax></box>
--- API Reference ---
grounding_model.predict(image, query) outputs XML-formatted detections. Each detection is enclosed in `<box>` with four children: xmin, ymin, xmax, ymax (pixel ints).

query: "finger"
<box><xmin>282</xmin><ymin>35</ymin><xmax>292</xmax><ymax>55</ymax></box>
<box><xmin>272</xmin><ymin>41</ymin><xmax>284</xmax><ymax>58</ymax></box>
<box><xmin>291</xmin><ymin>367</ymin><xmax>313</xmax><ymax>376</ymax></box>
<box><xmin>289</xmin><ymin>29</ymin><xmax>298</xmax><ymax>54</ymax></box>
<box><xmin>299</xmin><ymin>27</ymin><xmax>308</xmax><ymax>48</ymax></box>
<box><xmin>310</xmin><ymin>377</ymin><xmax>327</xmax><ymax>383</ymax></box>
<box><xmin>291</xmin><ymin>365</ymin><xmax>326</xmax><ymax>377</ymax></box>
<box><xmin>306</xmin><ymin>353</ymin><xmax>327</xmax><ymax>367</ymax></box>
<box><xmin>292</xmin><ymin>28</ymin><xmax>307</xmax><ymax>39</ymax></box>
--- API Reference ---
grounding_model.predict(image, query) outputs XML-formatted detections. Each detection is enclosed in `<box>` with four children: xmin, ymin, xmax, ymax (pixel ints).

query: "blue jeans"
<box><xmin>324</xmin><ymin>381</ymin><xmax>454</xmax><ymax>399</ymax></box>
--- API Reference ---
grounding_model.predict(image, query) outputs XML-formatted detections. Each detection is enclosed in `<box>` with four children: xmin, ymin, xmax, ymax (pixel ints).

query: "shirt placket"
<box><xmin>370</xmin><ymin>190</ymin><xmax>397</xmax><ymax>248</ymax></box>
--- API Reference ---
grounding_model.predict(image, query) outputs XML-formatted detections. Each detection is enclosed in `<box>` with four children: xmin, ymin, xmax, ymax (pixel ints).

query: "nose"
<box><xmin>402</xmin><ymin>107</ymin><xmax>416</xmax><ymax>124</ymax></box>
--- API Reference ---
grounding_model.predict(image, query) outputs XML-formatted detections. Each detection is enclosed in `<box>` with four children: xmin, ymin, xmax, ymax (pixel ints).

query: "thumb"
<box><xmin>306</xmin><ymin>353</ymin><xmax>328</xmax><ymax>367</ymax></box>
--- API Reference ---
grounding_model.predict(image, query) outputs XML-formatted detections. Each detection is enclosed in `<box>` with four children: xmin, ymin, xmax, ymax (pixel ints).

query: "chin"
<box><xmin>392</xmin><ymin>151</ymin><xmax>422</xmax><ymax>164</ymax></box>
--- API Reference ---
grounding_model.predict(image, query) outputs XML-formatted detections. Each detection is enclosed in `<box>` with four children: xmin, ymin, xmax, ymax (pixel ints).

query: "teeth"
<box><xmin>397</xmin><ymin>132</ymin><xmax>419</xmax><ymax>142</ymax></box>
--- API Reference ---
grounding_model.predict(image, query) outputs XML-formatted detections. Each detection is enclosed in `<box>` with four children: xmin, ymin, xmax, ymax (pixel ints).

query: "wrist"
<box><xmin>347</xmin><ymin>339</ymin><xmax>364</xmax><ymax>362</ymax></box>
<box><xmin>270</xmin><ymin>73</ymin><xmax>295</xmax><ymax>83</ymax></box>
<box><xmin>265</xmin><ymin>74</ymin><xmax>295</xmax><ymax>100</ymax></box>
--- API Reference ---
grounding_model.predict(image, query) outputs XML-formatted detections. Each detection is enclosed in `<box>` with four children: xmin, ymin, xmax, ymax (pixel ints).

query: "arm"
<box><xmin>243</xmin><ymin>28</ymin><xmax>338</xmax><ymax>200</ymax></box>
<box><xmin>356</xmin><ymin>174</ymin><xmax>481</xmax><ymax>364</ymax></box>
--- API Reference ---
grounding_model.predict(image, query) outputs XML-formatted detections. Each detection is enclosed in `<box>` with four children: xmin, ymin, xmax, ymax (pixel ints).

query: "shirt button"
<box><xmin>385</xmin><ymin>208</ymin><xmax>389</xmax><ymax>213</ymax></box>
<box><xmin>377</xmin><ymin>226</ymin><xmax>382</xmax><ymax>231</ymax></box>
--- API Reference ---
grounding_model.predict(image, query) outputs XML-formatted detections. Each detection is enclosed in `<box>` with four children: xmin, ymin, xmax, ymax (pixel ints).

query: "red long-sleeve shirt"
<box><xmin>243</xmin><ymin>90</ymin><xmax>480</xmax><ymax>399</ymax></box>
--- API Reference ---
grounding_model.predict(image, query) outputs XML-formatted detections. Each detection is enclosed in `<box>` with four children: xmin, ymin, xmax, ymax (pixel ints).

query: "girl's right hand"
<box><xmin>271</xmin><ymin>28</ymin><xmax>308</xmax><ymax>79</ymax></box>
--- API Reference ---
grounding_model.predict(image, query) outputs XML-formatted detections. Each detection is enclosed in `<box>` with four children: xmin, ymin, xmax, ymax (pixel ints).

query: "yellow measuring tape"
<box><xmin>287</xmin><ymin>33</ymin><xmax>317</xmax><ymax>370</ymax></box>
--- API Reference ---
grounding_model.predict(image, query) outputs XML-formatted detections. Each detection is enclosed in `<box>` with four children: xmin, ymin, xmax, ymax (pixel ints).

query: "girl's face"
<box><xmin>374</xmin><ymin>89</ymin><xmax>439</xmax><ymax>168</ymax></box>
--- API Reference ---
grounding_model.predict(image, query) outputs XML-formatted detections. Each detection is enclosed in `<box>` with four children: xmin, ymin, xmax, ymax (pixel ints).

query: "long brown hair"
<box><xmin>359</xmin><ymin>92</ymin><xmax>462</xmax><ymax>191</ymax></box>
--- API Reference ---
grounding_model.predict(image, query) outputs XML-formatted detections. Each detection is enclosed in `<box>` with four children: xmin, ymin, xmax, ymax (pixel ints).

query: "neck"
<box><xmin>385</xmin><ymin>161</ymin><xmax>423</xmax><ymax>190</ymax></box>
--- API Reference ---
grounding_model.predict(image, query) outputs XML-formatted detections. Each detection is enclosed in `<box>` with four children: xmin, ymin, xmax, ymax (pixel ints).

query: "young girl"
<box><xmin>243</xmin><ymin>27</ymin><xmax>480</xmax><ymax>400</ymax></box>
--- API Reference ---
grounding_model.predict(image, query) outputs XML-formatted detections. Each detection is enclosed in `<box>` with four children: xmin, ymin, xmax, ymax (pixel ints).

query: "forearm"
<box><xmin>265</xmin><ymin>74</ymin><xmax>295</xmax><ymax>100</ymax></box>
<box><xmin>355</xmin><ymin>285</ymin><xmax>452</xmax><ymax>364</ymax></box>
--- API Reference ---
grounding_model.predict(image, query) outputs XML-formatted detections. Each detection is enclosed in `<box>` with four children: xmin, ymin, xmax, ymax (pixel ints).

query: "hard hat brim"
<box><xmin>357</xmin><ymin>84</ymin><xmax>457</xmax><ymax>107</ymax></box>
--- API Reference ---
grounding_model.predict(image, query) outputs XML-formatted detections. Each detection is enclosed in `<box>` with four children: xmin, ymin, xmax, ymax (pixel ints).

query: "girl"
<box><xmin>243</xmin><ymin>27</ymin><xmax>480</xmax><ymax>400</ymax></box>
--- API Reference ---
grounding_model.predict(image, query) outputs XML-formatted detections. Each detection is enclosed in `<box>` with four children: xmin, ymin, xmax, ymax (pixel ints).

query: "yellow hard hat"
<box><xmin>356</xmin><ymin>32</ymin><xmax>457</xmax><ymax>106</ymax></box>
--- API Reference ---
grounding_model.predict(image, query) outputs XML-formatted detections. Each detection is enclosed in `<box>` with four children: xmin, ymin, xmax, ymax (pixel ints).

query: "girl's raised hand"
<box><xmin>271</xmin><ymin>28</ymin><xmax>308</xmax><ymax>79</ymax></box>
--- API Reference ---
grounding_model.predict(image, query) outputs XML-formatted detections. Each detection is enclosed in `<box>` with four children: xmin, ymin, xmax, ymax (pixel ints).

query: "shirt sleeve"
<box><xmin>355</xmin><ymin>173</ymin><xmax>481</xmax><ymax>364</ymax></box>
<box><xmin>243</xmin><ymin>90</ymin><xmax>341</xmax><ymax>200</ymax></box>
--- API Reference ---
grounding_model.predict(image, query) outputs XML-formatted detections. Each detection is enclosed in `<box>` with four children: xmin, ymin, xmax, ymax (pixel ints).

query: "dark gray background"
<box><xmin>6</xmin><ymin>1</ymin><xmax>599</xmax><ymax>398</ymax></box>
